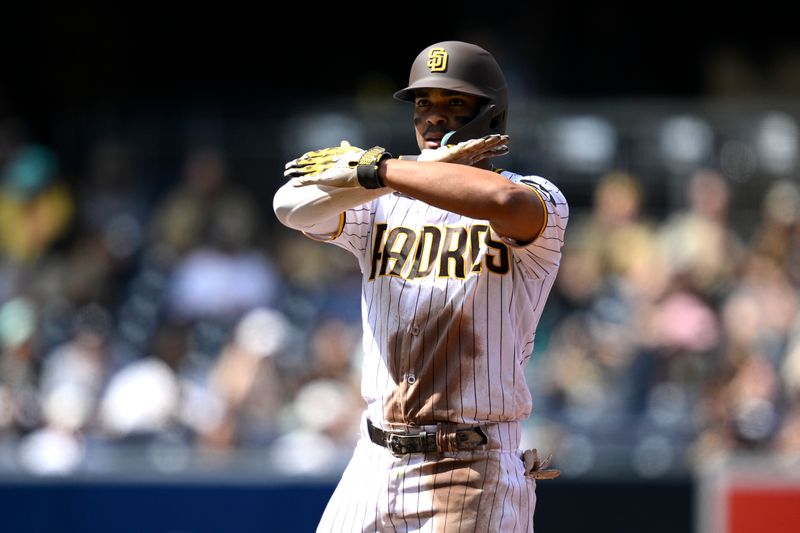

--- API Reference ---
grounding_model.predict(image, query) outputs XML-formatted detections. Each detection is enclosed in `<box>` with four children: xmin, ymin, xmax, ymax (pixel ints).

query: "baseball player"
<box><xmin>274</xmin><ymin>41</ymin><xmax>567</xmax><ymax>532</ymax></box>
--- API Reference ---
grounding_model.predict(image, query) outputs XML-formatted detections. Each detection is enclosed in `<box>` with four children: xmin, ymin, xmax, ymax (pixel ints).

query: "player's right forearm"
<box><xmin>272</xmin><ymin>179</ymin><xmax>391</xmax><ymax>230</ymax></box>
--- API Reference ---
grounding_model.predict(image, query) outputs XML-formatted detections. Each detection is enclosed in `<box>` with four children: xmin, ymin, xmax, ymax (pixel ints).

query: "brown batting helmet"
<box><xmin>394</xmin><ymin>41</ymin><xmax>508</xmax><ymax>144</ymax></box>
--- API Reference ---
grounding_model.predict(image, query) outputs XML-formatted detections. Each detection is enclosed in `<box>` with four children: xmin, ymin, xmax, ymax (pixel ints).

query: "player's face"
<box><xmin>413</xmin><ymin>89</ymin><xmax>483</xmax><ymax>151</ymax></box>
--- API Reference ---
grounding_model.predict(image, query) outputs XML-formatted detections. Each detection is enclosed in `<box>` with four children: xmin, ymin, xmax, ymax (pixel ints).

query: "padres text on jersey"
<box><xmin>368</xmin><ymin>223</ymin><xmax>510</xmax><ymax>281</ymax></box>
<box><xmin>320</xmin><ymin>171</ymin><xmax>568</xmax><ymax>427</ymax></box>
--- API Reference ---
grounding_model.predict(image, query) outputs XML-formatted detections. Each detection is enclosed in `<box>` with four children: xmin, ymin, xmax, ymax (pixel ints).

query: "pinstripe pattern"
<box><xmin>317</xmin><ymin>415</ymin><xmax>536</xmax><ymax>533</ymax></box>
<box><xmin>317</xmin><ymin>172</ymin><xmax>567</xmax><ymax>532</ymax></box>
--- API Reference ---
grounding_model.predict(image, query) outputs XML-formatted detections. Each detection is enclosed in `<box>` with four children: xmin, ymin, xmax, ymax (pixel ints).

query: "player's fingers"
<box><xmin>485</xmin><ymin>145</ymin><xmax>509</xmax><ymax>156</ymax></box>
<box><xmin>287</xmin><ymin>151</ymin><xmax>352</xmax><ymax>175</ymax></box>
<box><xmin>285</xmin><ymin>160</ymin><xmax>320</xmax><ymax>174</ymax></box>
<box><xmin>304</xmin><ymin>146</ymin><xmax>339</xmax><ymax>158</ymax></box>
<box><xmin>297</xmin><ymin>148</ymin><xmax>359</xmax><ymax>168</ymax></box>
<box><xmin>454</xmin><ymin>141</ymin><xmax>503</xmax><ymax>161</ymax></box>
<box><xmin>285</xmin><ymin>158</ymin><xmax>303</xmax><ymax>170</ymax></box>
<box><xmin>445</xmin><ymin>139</ymin><xmax>483</xmax><ymax>160</ymax></box>
<box><xmin>457</xmin><ymin>134</ymin><xmax>507</xmax><ymax>154</ymax></box>
<box><xmin>292</xmin><ymin>153</ymin><xmax>336</xmax><ymax>166</ymax></box>
<box><xmin>285</xmin><ymin>162</ymin><xmax>331</xmax><ymax>177</ymax></box>
<box><xmin>476</xmin><ymin>134</ymin><xmax>508</xmax><ymax>149</ymax></box>
<box><xmin>472</xmin><ymin>135</ymin><xmax>509</xmax><ymax>156</ymax></box>
<box><xmin>455</xmin><ymin>137</ymin><xmax>485</xmax><ymax>150</ymax></box>
<box><xmin>465</xmin><ymin>145</ymin><xmax>509</xmax><ymax>165</ymax></box>
<box><xmin>285</xmin><ymin>166</ymin><xmax>318</xmax><ymax>178</ymax></box>
<box><xmin>285</xmin><ymin>158</ymin><xmax>315</xmax><ymax>177</ymax></box>
<box><xmin>299</xmin><ymin>145</ymin><xmax>357</xmax><ymax>162</ymax></box>
<box><xmin>286</xmin><ymin>157</ymin><xmax>323</xmax><ymax>172</ymax></box>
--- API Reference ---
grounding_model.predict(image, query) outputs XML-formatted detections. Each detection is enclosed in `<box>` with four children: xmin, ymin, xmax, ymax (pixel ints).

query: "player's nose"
<box><xmin>425</xmin><ymin>110</ymin><xmax>448</xmax><ymax>126</ymax></box>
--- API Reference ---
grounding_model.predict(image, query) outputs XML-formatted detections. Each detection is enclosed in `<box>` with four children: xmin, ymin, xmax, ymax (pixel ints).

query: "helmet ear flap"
<box><xmin>441</xmin><ymin>104</ymin><xmax>505</xmax><ymax>145</ymax></box>
<box><xmin>489</xmin><ymin>111</ymin><xmax>506</xmax><ymax>130</ymax></box>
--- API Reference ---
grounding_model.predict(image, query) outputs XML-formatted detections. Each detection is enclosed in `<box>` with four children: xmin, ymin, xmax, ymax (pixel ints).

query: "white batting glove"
<box><xmin>284</xmin><ymin>140</ymin><xmax>363</xmax><ymax>179</ymax></box>
<box><xmin>417</xmin><ymin>134</ymin><xmax>509</xmax><ymax>165</ymax></box>
<box><xmin>290</xmin><ymin>145</ymin><xmax>392</xmax><ymax>189</ymax></box>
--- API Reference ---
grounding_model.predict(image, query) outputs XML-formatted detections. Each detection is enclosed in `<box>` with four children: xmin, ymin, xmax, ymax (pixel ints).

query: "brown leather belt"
<box><xmin>367</xmin><ymin>419</ymin><xmax>488</xmax><ymax>455</ymax></box>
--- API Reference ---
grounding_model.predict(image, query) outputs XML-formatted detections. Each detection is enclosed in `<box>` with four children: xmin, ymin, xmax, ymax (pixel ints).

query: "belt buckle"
<box><xmin>385</xmin><ymin>432</ymin><xmax>423</xmax><ymax>455</ymax></box>
<box><xmin>385</xmin><ymin>433</ymin><xmax>409</xmax><ymax>455</ymax></box>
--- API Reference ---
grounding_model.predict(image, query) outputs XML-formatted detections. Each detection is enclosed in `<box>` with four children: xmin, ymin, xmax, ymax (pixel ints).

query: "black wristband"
<box><xmin>356</xmin><ymin>146</ymin><xmax>392</xmax><ymax>189</ymax></box>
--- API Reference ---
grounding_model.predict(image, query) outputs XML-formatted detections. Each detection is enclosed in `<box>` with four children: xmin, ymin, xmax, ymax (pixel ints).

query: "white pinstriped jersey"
<box><xmin>326</xmin><ymin>171</ymin><xmax>568</xmax><ymax>427</ymax></box>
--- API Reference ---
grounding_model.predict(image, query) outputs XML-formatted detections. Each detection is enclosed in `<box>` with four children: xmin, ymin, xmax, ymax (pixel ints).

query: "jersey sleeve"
<box><xmin>503</xmin><ymin>173</ymin><xmax>569</xmax><ymax>275</ymax></box>
<box><xmin>304</xmin><ymin>198</ymin><xmax>377</xmax><ymax>259</ymax></box>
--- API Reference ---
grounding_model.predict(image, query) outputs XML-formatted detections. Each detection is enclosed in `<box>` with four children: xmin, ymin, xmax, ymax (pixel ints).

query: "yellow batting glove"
<box><xmin>284</xmin><ymin>141</ymin><xmax>363</xmax><ymax>178</ymax></box>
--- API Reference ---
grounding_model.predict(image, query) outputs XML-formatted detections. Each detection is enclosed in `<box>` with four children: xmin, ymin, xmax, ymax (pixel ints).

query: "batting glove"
<box><xmin>284</xmin><ymin>140</ymin><xmax>364</xmax><ymax>178</ymax></box>
<box><xmin>289</xmin><ymin>144</ymin><xmax>392</xmax><ymax>189</ymax></box>
<box><xmin>523</xmin><ymin>449</ymin><xmax>561</xmax><ymax>480</ymax></box>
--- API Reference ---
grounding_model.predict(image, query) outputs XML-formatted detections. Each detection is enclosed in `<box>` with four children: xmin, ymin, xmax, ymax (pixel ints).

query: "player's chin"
<box><xmin>425</xmin><ymin>140</ymin><xmax>441</xmax><ymax>149</ymax></box>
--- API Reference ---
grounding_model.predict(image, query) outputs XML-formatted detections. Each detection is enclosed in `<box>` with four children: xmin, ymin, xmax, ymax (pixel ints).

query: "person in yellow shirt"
<box><xmin>0</xmin><ymin>141</ymin><xmax>73</xmax><ymax>264</ymax></box>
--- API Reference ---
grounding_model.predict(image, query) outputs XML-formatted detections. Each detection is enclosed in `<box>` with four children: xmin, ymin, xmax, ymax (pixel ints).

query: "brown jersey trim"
<box><xmin>493</xmin><ymin>182</ymin><xmax>548</xmax><ymax>247</ymax></box>
<box><xmin>526</xmin><ymin>184</ymin><xmax>549</xmax><ymax>241</ymax></box>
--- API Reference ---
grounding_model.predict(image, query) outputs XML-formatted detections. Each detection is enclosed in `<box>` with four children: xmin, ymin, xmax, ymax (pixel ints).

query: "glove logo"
<box><xmin>427</xmin><ymin>48</ymin><xmax>448</xmax><ymax>72</ymax></box>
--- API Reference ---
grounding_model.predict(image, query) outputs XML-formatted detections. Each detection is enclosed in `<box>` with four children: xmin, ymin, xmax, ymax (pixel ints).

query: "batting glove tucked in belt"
<box><xmin>522</xmin><ymin>449</ymin><xmax>561</xmax><ymax>480</ymax></box>
<box><xmin>285</xmin><ymin>141</ymin><xmax>392</xmax><ymax>189</ymax></box>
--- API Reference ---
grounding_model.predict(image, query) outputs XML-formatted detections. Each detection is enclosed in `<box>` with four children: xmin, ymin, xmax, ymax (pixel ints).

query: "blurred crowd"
<box><xmin>0</xmin><ymin>116</ymin><xmax>364</xmax><ymax>477</ymax></box>
<box><xmin>528</xmin><ymin>167</ymin><xmax>800</xmax><ymax>477</ymax></box>
<box><xmin>1</xmin><ymin>110</ymin><xmax>799</xmax><ymax>480</ymax></box>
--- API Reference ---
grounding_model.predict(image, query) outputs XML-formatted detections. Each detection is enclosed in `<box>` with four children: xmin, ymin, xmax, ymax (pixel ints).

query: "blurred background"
<box><xmin>1</xmin><ymin>3</ymin><xmax>799</xmax><ymax>532</ymax></box>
